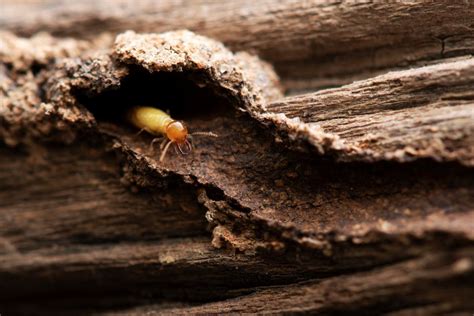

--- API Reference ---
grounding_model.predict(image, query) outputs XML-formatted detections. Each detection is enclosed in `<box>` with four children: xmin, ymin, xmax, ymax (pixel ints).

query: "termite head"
<box><xmin>166</xmin><ymin>121</ymin><xmax>188</xmax><ymax>144</ymax></box>
<box><xmin>165</xmin><ymin>121</ymin><xmax>192</xmax><ymax>154</ymax></box>
<box><xmin>159</xmin><ymin>120</ymin><xmax>218</xmax><ymax>162</ymax></box>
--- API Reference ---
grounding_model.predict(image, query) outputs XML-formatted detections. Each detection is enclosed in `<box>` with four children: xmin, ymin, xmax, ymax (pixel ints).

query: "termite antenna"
<box><xmin>159</xmin><ymin>141</ymin><xmax>173</xmax><ymax>162</ymax></box>
<box><xmin>191</xmin><ymin>132</ymin><xmax>218</xmax><ymax>137</ymax></box>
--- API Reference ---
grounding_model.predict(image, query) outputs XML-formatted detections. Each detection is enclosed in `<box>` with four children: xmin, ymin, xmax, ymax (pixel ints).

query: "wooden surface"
<box><xmin>1</xmin><ymin>1</ymin><xmax>474</xmax><ymax>315</ymax></box>
<box><xmin>266</xmin><ymin>58</ymin><xmax>474</xmax><ymax>166</ymax></box>
<box><xmin>1</xmin><ymin>0</ymin><xmax>473</xmax><ymax>92</ymax></box>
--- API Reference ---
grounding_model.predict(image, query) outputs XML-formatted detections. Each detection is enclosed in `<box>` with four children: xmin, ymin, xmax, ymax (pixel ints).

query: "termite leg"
<box><xmin>135</xmin><ymin>128</ymin><xmax>148</xmax><ymax>137</ymax></box>
<box><xmin>160</xmin><ymin>138</ymin><xmax>168</xmax><ymax>151</ymax></box>
<box><xmin>185</xmin><ymin>139</ymin><xmax>193</xmax><ymax>152</ymax></box>
<box><xmin>173</xmin><ymin>144</ymin><xmax>180</xmax><ymax>155</ymax></box>
<box><xmin>149</xmin><ymin>137</ymin><xmax>163</xmax><ymax>152</ymax></box>
<box><xmin>187</xmin><ymin>138</ymin><xmax>194</xmax><ymax>151</ymax></box>
<box><xmin>176</xmin><ymin>140</ymin><xmax>192</xmax><ymax>155</ymax></box>
<box><xmin>159</xmin><ymin>141</ymin><xmax>173</xmax><ymax>162</ymax></box>
<box><xmin>186</xmin><ymin>135</ymin><xmax>195</xmax><ymax>151</ymax></box>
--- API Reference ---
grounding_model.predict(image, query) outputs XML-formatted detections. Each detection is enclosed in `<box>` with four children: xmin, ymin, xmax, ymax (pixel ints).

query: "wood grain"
<box><xmin>111</xmin><ymin>248</ymin><xmax>474</xmax><ymax>315</ymax></box>
<box><xmin>266</xmin><ymin>58</ymin><xmax>474</xmax><ymax>166</ymax></box>
<box><xmin>1</xmin><ymin>0</ymin><xmax>473</xmax><ymax>92</ymax></box>
<box><xmin>1</xmin><ymin>1</ymin><xmax>474</xmax><ymax>314</ymax></box>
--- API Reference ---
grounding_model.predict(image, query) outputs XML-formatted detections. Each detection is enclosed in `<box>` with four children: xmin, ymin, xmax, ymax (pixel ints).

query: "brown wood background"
<box><xmin>1</xmin><ymin>1</ymin><xmax>473</xmax><ymax>315</ymax></box>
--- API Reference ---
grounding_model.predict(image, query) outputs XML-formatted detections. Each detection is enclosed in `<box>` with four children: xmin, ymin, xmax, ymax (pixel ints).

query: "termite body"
<box><xmin>127</xmin><ymin>106</ymin><xmax>216</xmax><ymax>161</ymax></box>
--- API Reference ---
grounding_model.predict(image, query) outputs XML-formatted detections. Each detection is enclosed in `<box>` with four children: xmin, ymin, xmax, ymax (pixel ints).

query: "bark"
<box><xmin>1</xmin><ymin>2</ymin><xmax>474</xmax><ymax>315</ymax></box>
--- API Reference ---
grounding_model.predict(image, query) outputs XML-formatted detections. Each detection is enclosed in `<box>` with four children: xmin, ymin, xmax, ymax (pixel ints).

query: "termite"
<box><xmin>127</xmin><ymin>106</ymin><xmax>217</xmax><ymax>162</ymax></box>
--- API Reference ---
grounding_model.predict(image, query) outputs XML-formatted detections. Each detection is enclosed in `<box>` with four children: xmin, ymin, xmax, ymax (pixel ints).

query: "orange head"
<box><xmin>165</xmin><ymin>121</ymin><xmax>188</xmax><ymax>144</ymax></box>
<box><xmin>165</xmin><ymin>120</ymin><xmax>192</xmax><ymax>155</ymax></box>
<box><xmin>158</xmin><ymin>120</ymin><xmax>217</xmax><ymax>161</ymax></box>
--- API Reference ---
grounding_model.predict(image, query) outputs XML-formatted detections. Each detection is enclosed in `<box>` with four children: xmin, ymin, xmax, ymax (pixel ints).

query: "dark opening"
<box><xmin>75</xmin><ymin>66</ymin><xmax>234</xmax><ymax>130</ymax></box>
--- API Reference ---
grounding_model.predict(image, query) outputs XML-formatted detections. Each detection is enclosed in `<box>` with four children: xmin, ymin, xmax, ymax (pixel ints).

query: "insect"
<box><xmin>127</xmin><ymin>106</ymin><xmax>217</xmax><ymax>162</ymax></box>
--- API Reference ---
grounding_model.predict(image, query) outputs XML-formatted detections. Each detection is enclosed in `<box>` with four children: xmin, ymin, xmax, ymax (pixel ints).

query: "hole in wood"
<box><xmin>76</xmin><ymin>66</ymin><xmax>231</xmax><ymax>127</ymax></box>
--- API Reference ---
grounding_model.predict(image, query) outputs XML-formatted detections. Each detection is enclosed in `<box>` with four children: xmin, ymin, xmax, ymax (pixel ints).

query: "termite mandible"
<box><xmin>127</xmin><ymin>106</ymin><xmax>217</xmax><ymax>162</ymax></box>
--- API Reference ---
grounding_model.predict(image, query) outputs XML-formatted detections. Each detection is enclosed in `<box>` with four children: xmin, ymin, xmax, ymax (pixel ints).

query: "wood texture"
<box><xmin>266</xmin><ymin>58</ymin><xmax>474</xmax><ymax>166</ymax></box>
<box><xmin>1</xmin><ymin>0</ymin><xmax>474</xmax><ymax>92</ymax></box>
<box><xmin>2</xmin><ymin>144</ymin><xmax>473</xmax><ymax>314</ymax></box>
<box><xmin>1</xmin><ymin>1</ymin><xmax>474</xmax><ymax>315</ymax></box>
<box><xmin>112</xmin><ymin>248</ymin><xmax>474</xmax><ymax>315</ymax></box>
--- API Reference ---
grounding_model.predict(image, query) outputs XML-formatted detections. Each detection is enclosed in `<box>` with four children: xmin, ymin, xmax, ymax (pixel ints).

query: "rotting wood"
<box><xmin>107</xmin><ymin>248</ymin><xmax>474</xmax><ymax>315</ymax></box>
<box><xmin>0</xmin><ymin>145</ymin><xmax>208</xmax><ymax>251</ymax></box>
<box><xmin>265</xmin><ymin>58</ymin><xmax>474</xmax><ymax>166</ymax></box>
<box><xmin>5</xmin><ymin>245</ymin><xmax>471</xmax><ymax>314</ymax></box>
<box><xmin>2</xmin><ymin>137</ymin><xmax>473</xmax><ymax>312</ymax></box>
<box><xmin>1</xmin><ymin>7</ymin><xmax>474</xmax><ymax>316</ymax></box>
<box><xmin>1</xmin><ymin>1</ymin><xmax>474</xmax><ymax>92</ymax></box>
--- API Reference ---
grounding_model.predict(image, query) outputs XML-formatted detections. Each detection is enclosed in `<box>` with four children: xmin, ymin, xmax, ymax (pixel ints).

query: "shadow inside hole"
<box><xmin>76</xmin><ymin>66</ymin><xmax>233</xmax><ymax>127</ymax></box>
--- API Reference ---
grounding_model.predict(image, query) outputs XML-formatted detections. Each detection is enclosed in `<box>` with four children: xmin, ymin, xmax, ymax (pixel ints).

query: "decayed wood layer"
<box><xmin>4</xmin><ymin>244</ymin><xmax>472</xmax><ymax>315</ymax></box>
<box><xmin>1</xmin><ymin>27</ymin><xmax>474</xmax><ymax>314</ymax></box>
<box><xmin>1</xmin><ymin>0</ymin><xmax>474</xmax><ymax>91</ymax></box>
<box><xmin>0</xmin><ymin>145</ymin><xmax>208</xmax><ymax>252</ymax></box>
<box><xmin>1</xmin><ymin>30</ymin><xmax>473</xmax><ymax>254</ymax></box>
<box><xmin>4</xmin><ymin>143</ymin><xmax>472</xmax><ymax>315</ymax></box>
<box><xmin>266</xmin><ymin>58</ymin><xmax>474</xmax><ymax>166</ymax></box>
<box><xmin>0</xmin><ymin>30</ymin><xmax>281</xmax><ymax>146</ymax></box>
<box><xmin>111</xmin><ymin>248</ymin><xmax>474</xmax><ymax>315</ymax></box>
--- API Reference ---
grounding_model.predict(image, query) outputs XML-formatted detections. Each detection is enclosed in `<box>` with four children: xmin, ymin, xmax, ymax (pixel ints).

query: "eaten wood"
<box><xmin>1</xmin><ymin>2</ymin><xmax>473</xmax><ymax>315</ymax></box>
